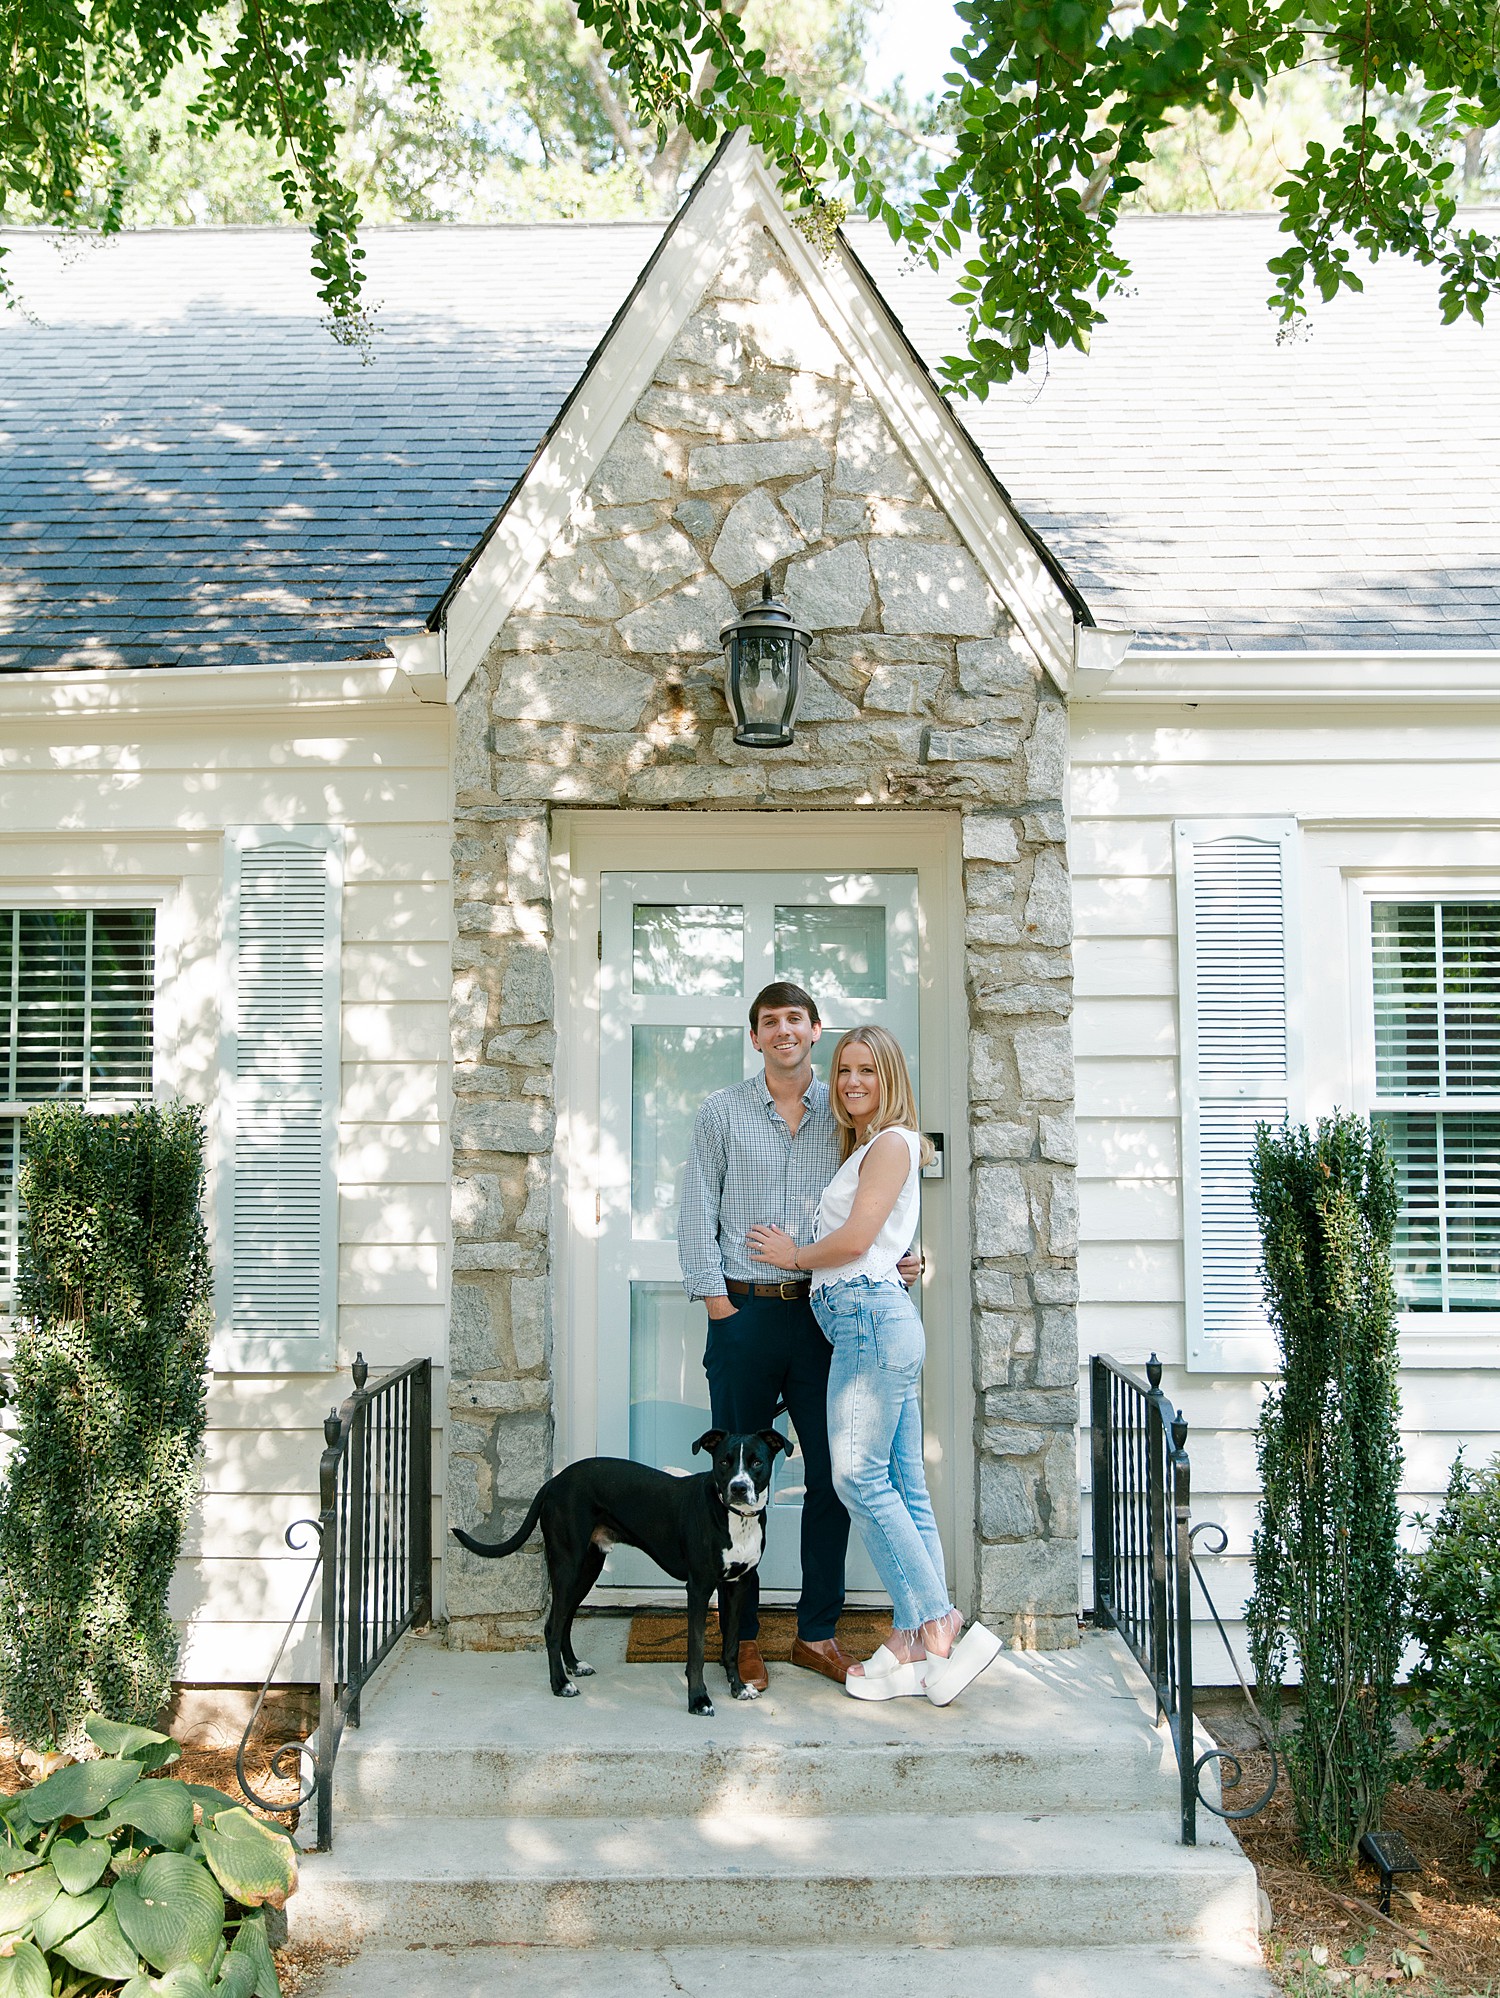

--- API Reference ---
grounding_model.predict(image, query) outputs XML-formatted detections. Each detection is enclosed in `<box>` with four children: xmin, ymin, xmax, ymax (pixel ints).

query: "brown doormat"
<box><xmin>625</xmin><ymin>1608</ymin><xmax>892</xmax><ymax>1664</ymax></box>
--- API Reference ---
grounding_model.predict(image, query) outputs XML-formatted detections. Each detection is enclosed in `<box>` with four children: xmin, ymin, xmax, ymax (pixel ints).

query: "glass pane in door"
<box><xmin>628</xmin><ymin>1281</ymin><xmax>801</xmax><ymax>1498</ymax></box>
<box><xmin>631</xmin><ymin>1025</ymin><xmax>744</xmax><ymax>1239</ymax></box>
<box><xmin>633</xmin><ymin>904</ymin><xmax>744</xmax><ymax>996</ymax></box>
<box><xmin>629</xmin><ymin>1284</ymin><xmax>713</xmax><ymax>1475</ymax></box>
<box><xmin>775</xmin><ymin>904</ymin><xmax>887</xmax><ymax>1000</ymax></box>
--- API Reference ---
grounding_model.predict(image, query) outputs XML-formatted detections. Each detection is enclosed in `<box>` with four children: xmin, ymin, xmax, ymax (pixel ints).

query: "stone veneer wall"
<box><xmin>446</xmin><ymin>218</ymin><xmax>1079</xmax><ymax>1650</ymax></box>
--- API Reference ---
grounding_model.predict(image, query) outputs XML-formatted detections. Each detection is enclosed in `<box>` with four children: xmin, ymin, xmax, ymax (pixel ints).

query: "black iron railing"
<box><xmin>237</xmin><ymin>1354</ymin><xmax>433</xmax><ymax>1850</ymax></box>
<box><xmin>1090</xmin><ymin>1351</ymin><xmax>1279</xmax><ymax>1844</ymax></box>
<box><xmin>1090</xmin><ymin>1352</ymin><xmax>1197</xmax><ymax>1841</ymax></box>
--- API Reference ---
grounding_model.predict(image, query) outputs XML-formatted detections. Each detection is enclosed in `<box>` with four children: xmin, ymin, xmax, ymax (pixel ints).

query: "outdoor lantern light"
<box><xmin>720</xmin><ymin>571</ymin><xmax>809</xmax><ymax>748</ymax></box>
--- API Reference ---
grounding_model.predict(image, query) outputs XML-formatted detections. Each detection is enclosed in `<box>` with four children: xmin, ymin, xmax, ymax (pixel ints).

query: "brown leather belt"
<box><xmin>726</xmin><ymin>1277</ymin><xmax>811</xmax><ymax>1301</ymax></box>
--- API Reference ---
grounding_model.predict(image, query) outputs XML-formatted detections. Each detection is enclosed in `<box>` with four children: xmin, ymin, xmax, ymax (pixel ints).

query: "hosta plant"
<box><xmin>0</xmin><ymin>1714</ymin><xmax>296</xmax><ymax>1997</ymax></box>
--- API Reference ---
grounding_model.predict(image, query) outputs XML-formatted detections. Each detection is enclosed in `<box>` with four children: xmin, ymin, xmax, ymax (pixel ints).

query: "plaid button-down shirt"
<box><xmin>677</xmin><ymin>1072</ymin><xmax>842</xmax><ymax>1298</ymax></box>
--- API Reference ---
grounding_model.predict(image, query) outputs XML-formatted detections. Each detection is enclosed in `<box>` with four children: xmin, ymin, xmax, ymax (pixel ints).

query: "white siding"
<box><xmin>1071</xmin><ymin>690</ymin><xmax>1500</xmax><ymax>1681</ymax></box>
<box><xmin>0</xmin><ymin>697</ymin><xmax>451</xmax><ymax>1683</ymax></box>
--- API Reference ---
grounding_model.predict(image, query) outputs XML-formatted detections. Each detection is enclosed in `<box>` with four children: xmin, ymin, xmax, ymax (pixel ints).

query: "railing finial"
<box><xmin>1172</xmin><ymin>1408</ymin><xmax>1189</xmax><ymax>1451</ymax></box>
<box><xmin>324</xmin><ymin>1408</ymin><xmax>340</xmax><ymax>1447</ymax></box>
<box><xmin>1146</xmin><ymin>1352</ymin><xmax>1163</xmax><ymax>1389</ymax></box>
<box><xmin>352</xmin><ymin>1351</ymin><xmax>368</xmax><ymax>1390</ymax></box>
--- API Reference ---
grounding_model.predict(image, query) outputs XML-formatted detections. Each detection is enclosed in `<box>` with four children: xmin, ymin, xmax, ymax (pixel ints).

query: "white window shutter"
<box><xmin>1176</xmin><ymin>819</ymin><xmax>1301</xmax><ymax>1372</ymax></box>
<box><xmin>216</xmin><ymin>827</ymin><xmax>342</xmax><ymax>1368</ymax></box>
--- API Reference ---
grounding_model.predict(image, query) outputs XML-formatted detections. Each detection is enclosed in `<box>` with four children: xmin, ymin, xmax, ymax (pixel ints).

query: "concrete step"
<box><xmin>332</xmin><ymin>1620</ymin><xmax>1182</xmax><ymax>1821</ymax></box>
<box><xmin>293</xmin><ymin>1808</ymin><xmax>1261</xmax><ymax>1952</ymax></box>
<box><xmin>307</xmin><ymin>1942</ymin><xmax>1276</xmax><ymax>1997</ymax></box>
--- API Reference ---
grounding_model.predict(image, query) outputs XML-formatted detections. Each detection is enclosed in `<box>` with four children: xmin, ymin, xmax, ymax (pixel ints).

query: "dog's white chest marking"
<box><xmin>723</xmin><ymin>1506</ymin><xmax>763</xmax><ymax>1576</ymax></box>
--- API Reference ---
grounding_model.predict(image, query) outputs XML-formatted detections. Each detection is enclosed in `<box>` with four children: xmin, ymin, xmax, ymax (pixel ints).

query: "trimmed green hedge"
<box><xmin>0</xmin><ymin>1103</ymin><xmax>212</xmax><ymax>1751</ymax></box>
<box><xmin>1247</xmin><ymin>1112</ymin><xmax>1405</xmax><ymax>1868</ymax></box>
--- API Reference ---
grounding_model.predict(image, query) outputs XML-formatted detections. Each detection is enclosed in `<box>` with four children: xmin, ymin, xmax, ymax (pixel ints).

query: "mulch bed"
<box><xmin>1200</xmin><ymin>1696</ymin><xmax>1500</xmax><ymax>1993</ymax></box>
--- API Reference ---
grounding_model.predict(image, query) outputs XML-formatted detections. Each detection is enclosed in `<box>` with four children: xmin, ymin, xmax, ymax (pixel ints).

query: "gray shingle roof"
<box><xmin>3</xmin><ymin>209</ymin><xmax>1498</xmax><ymax>667</ymax></box>
<box><xmin>0</xmin><ymin>225</ymin><xmax>658</xmax><ymax>669</ymax></box>
<box><xmin>857</xmin><ymin>214</ymin><xmax>1500</xmax><ymax>651</ymax></box>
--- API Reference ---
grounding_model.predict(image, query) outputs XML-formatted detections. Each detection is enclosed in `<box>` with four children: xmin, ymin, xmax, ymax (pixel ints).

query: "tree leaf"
<box><xmin>55</xmin><ymin>1902</ymin><xmax>144</xmax><ymax>1981</ymax></box>
<box><xmin>0</xmin><ymin>1940</ymin><xmax>51</xmax><ymax>1998</ymax></box>
<box><xmin>197</xmin><ymin>1810</ymin><xmax>297</xmax><ymax>1910</ymax></box>
<box><xmin>51</xmin><ymin>1835</ymin><xmax>114</xmax><ymax>1895</ymax></box>
<box><xmin>114</xmin><ymin>1852</ymin><xmax>226</xmax><ymax>1972</ymax></box>
<box><xmin>0</xmin><ymin>1862</ymin><xmax>60</xmax><ymax>1934</ymax></box>
<box><xmin>23</xmin><ymin>1758</ymin><xmax>140</xmax><ymax>1825</ymax></box>
<box><xmin>108</xmin><ymin>1782</ymin><xmax>196</xmax><ymax>1853</ymax></box>
<box><xmin>32</xmin><ymin>1881</ymin><xmax>110</xmax><ymax>1949</ymax></box>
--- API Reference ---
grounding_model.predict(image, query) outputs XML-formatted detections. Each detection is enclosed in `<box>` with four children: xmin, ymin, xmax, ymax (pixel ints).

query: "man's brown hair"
<box><xmin>748</xmin><ymin>981</ymin><xmax>821</xmax><ymax>1032</ymax></box>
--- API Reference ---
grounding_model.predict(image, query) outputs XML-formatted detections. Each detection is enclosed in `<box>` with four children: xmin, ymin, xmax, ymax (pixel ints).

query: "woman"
<box><xmin>748</xmin><ymin>1025</ymin><xmax>1001</xmax><ymax>1707</ymax></box>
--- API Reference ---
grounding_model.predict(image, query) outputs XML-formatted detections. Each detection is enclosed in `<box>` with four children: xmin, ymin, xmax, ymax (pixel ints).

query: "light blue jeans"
<box><xmin>813</xmin><ymin>1276</ymin><xmax>954</xmax><ymax>1632</ymax></box>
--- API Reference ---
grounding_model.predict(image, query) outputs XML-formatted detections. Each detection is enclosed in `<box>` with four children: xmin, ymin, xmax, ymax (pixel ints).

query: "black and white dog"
<box><xmin>451</xmin><ymin>1428</ymin><xmax>792</xmax><ymax>1716</ymax></box>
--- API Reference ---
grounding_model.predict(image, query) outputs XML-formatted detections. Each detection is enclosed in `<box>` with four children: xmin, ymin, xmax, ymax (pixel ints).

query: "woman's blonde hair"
<box><xmin>828</xmin><ymin>1025</ymin><xmax>935</xmax><ymax>1166</ymax></box>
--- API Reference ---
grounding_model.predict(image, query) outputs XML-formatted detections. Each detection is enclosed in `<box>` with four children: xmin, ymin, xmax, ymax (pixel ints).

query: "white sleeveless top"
<box><xmin>811</xmin><ymin>1127</ymin><xmax>922</xmax><ymax>1293</ymax></box>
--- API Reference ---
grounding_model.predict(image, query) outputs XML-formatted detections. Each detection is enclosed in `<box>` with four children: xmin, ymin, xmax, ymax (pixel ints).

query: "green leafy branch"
<box><xmin>0</xmin><ymin>2</ymin><xmax>437</xmax><ymax>342</ymax></box>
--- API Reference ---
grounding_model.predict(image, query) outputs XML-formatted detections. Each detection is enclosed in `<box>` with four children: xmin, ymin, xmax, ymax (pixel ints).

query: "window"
<box><xmin>0</xmin><ymin>908</ymin><xmax>155</xmax><ymax>1306</ymax></box>
<box><xmin>1370</xmin><ymin>900</ymin><xmax>1500</xmax><ymax>1314</ymax></box>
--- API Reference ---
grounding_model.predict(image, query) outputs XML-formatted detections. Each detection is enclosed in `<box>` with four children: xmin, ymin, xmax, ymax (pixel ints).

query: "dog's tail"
<box><xmin>451</xmin><ymin>1486</ymin><xmax>545</xmax><ymax>1561</ymax></box>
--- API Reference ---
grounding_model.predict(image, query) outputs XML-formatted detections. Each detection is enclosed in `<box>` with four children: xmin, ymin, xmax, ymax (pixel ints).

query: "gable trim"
<box><xmin>431</xmin><ymin>134</ymin><xmax>1086</xmax><ymax>703</ymax></box>
<box><xmin>436</xmin><ymin>138</ymin><xmax>761</xmax><ymax>701</ymax></box>
<box><xmin>773</xmin><ymin>219</ymin><xmax>1086</xmax><ymax>686</ymax></box>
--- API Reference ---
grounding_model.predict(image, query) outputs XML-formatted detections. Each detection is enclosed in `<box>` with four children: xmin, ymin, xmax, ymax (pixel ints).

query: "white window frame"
<box><xmin>0</xmin><ymin>882</ymin><xmax>174</xmax><ymax>1319</ymax></box>
<box><xmin>1349</xmin><ymin>870</ymin><xmax>1500</xmax><ymax>1363</ymax></box>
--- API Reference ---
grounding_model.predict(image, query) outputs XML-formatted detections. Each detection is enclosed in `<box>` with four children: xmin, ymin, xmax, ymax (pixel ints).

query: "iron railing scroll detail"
<box><xmin>1186</xmin><ymin>1522</ymin><xmax>1280</xmax><ymax>1824</ymax></box>
<box><xmin>236</xmin><ymin>1354</ymin><xmax>433</xmax><ymax>1851</ymax></box>
<box><xmin>1090</xmin><ymin>1353</ymin><xmax>1280</xmax><ymax>1844</ymax></box>
<box><xmin>1090</xmin><ymin>1353</ymin><xmax>1197</xmax><ymax>1844</ymax></box>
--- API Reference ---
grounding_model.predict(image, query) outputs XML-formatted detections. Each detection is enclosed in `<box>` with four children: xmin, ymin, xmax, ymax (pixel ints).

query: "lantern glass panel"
<box><xmin>735</xmin><ymin>633</ymin><xmax>792</xmax><ymax>727</ymax></box>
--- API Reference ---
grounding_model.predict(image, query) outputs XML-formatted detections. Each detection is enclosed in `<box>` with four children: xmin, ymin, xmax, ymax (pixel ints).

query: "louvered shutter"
<box><xmin>1176</xmin><ymin>819</ymin><xmax>1301</xmax><ymax>1371</ymax></box>
<box><xmin>217</xmin><ymin>827</ymin><xmax>342</xmax><ymax>1367</ymax></box>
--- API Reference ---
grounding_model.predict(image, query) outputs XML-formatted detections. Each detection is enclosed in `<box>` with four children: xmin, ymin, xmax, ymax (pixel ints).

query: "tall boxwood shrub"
<box><xmin>0</xmin><ymin>1102</ymin><xmax>212</xmax><ymax>1750</ymax></box>
<box><xmin>1246</xmin><ymin>1111</ymin><xmax>1405</xmax><ymax>1867</ymax></box>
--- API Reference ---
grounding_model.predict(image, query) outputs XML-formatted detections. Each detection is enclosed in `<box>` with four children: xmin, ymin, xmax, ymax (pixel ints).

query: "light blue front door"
<box><xmin>596</xmin><ymin>869</ymin><xmax>919</xmax><ymax>1593</ymax></box>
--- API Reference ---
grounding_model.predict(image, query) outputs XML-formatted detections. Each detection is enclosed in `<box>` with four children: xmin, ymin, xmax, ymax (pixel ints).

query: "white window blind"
<box><xmin>217</xmin><ymin>827</ymin><xmax>342</xmax><ymax>1367</ymax></box>
<box><xmin>1370</xmin><ymin>900</ymin><xmax>1500</xmax><ymax>1315</ymax></box>
<box><xmin>1</xmin><ymin>908</ymin><xmax>155</xmax><ymax>1309</ymax></box>
<box><xmin>1176</xmin><ymin>821</ymin><xmax>1300</xmax><ymax>1370</ymax></box>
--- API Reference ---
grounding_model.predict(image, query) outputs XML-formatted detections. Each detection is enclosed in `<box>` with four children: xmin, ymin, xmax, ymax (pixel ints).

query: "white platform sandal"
<box><xmin>922</xmin><ymin>1622</ymin><xmax>1002</xmax><ymax>1707</ymax></box>
<box><xmin>843</xmin><ymin>1642</ymin><xmax>928</xmax><ymax>1701</ymax></box>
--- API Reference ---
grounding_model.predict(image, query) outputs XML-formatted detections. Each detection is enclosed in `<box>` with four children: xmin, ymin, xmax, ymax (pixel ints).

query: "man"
<box><xmin>677</xmin><ymin>981</ymin><xmax>916</xmax><ymax>1690</ymax></box>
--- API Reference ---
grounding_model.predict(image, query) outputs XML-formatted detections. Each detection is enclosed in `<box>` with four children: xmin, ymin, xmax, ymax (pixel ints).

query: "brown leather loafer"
<box><xmin>790</xmin><ymin>1636</ymin><xmax>858</xmax><ymax>1685</ymax></box>
<box><xmin>737</xmin><ymin>1640</ymin><xmax>769</xmax><ymax>1692</ymax></box>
